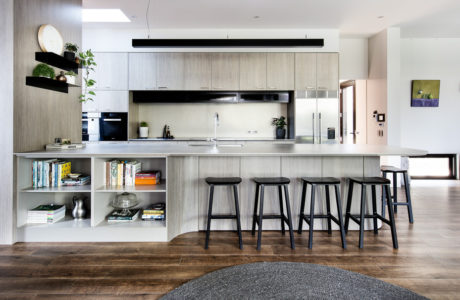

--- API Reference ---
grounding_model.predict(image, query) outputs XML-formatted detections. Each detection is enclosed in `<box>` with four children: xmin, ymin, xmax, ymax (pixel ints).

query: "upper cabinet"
<box><xmin>211</xmin><ymin>53</ymin><xmax>239</xmax><ymax>90</ymax></box>
<box><xmin>184</xmin><ymin>53</ymin><xmax>212</xmax><ymax>90</ymax></box>
<box><xmin>93</xmin><ymin>53</ymin><xmax>128</xmax><ymax>90</ymax></box>
<box><xmin>239</xmin><ymin>53</ymin><xmax>267</xmax><ymax>90</ymax></box>
<box><xmin>82</xmin><ymin>91</ymin><xmax>128</xmax><ymax>112</ymax></box>
<box><xmin>128</xmin><ymin>53</ymin><xmax>157</xmax><ymax>90</ymax></box>
<box><xmin>316</xmin><ymin>53</ymin><xmax>339</xmax><ymax>90</ymax></box>
<box><xmin>267</xmin><ymin>53</ymin><xmax>294</xmax><ymax>90</ymax></box>
<box><xmin>295</xmin><ymin>53</ymin><xmax>317</xmax><ymax>90</ymax></box>
<box><xmin>157</xmin><ymin>53</ymin><xmax>185</xmax><ymax>90</ymax></box>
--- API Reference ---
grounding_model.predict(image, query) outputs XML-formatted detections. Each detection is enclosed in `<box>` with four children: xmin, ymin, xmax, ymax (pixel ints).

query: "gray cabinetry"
<box><xmin>128</xmin><ymin>53</ymin><xmax>157</xmax><ymax>90</ymax></box>
<box><xmin>157</xmin><ymin>53</ymin><xmax>185</xmax><ymax>90</ymax></box>
<box><xmin>316</xmin><ymin>53</ymin><xmax>339</xmax><ymax>90</ymax></box>
<box><xmin>239</xmin><ymin>53</ymin><xmax>267</xmax><ymax>90</ymax></box>
<box><xmin>211</xmin><ymin>53</ymin><xmax>239</xmax><ymax>90</ymax></box>
<box><xmin>93</xmin><ymin>53</ymin><xmax>128</xmax><ymax>90</ymax></box>
<box><xmin>184</xmin><ymin>53</ymin><xmax>212</xmax><ymax>90</ymax></box>
<box><xmin>295</xmin><ymin>53</ymin><xmax>317</xmax><ymax>90</ymax></box>
<box><xmin>267</xmin><ymin>53</ymin><xmax>294</xmax><ymax>90</ymax></box>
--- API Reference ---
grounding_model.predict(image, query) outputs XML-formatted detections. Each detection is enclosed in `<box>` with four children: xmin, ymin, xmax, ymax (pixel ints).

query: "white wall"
<box><xmin>399</xmin><ymin>38</ymin><xmax>460</xmax><ymax>153</ymax></box>
<box><xmin>386</xmin><ymin>28</ymin><xmax>401</xmax><ymax>147</ymax></box>
<box><xmin>339</xmin><ymin>38</ymin><xmax>368</xmax><ymax>80</ymax></box>
<box><xmin>83</xmin><ymin>28</ymin><xmax>339</xmax><ymax>52</ymax></box>
<box><xmin>0</xmin><ymin>0</ymin><xmax>14</xmax><ymax>244</ymax></box>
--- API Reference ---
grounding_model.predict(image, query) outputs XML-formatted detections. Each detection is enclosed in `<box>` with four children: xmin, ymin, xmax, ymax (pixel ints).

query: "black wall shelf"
<box><xmin>26</xmin><ymin>77</ymin><xmax>80</xmax><ymax>94</ymax></box>
<box><xmin>35</xmin><ymin>52</ymin><xmax>79</xmax><ymax>73</ymax></box>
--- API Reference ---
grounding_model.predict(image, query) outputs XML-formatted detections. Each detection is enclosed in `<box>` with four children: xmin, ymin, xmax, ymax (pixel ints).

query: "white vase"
<box><xmin>65</xmin><ymin>75</ymin><xmax>76</xmax><ymax>84</ymax></box>
<box><xmin>139</xmin><ymin>127</ymin><xmax>149</xmax><ymax>138</ymax></box>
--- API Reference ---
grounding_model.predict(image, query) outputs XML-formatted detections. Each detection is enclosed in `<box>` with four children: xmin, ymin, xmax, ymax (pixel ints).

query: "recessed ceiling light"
<box><xmin>82</xmin><ymin>9</ymin><xmax>131</xmax><ymax>23</ymax></box>
<box><xmin>253</xmin><ymin>16</ymin><xmax>260</xmax><ymax>19</ymax></box>
<box><xmin>377</xmin><ymin>16</ymin><xmax>384</xmax><ymax>19</ymax></box>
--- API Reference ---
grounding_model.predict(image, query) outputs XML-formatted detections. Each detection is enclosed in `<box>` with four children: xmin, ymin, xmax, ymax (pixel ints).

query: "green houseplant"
<box><xmin>139</xmin><ymin>121</ymin><xmax>149</xmax><ymax>139</ymax></box>
<box><xmin>64</xmin><ymin>43</ymin><xmax>79</xmax><ymax>61</ymax></box>
<box><xmin>32</xmin><ymin>63</ymin><xmax>55</xmax><ymax>79</ymax></box>
<box><xmin>78</xmin><ymin>49</ymin><xmax>96</xmax><ymax>103</ymax></box>
<box><xmin>272</xmin><ymin>116</ymin><xmax>287</xmax><ymax>139</ymax></box>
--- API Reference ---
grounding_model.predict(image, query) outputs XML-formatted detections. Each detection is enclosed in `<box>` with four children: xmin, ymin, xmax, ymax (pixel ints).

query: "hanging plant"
<box><xmin>78</xmin><ymin>49</ymin><xmax>97</xmax><ymax>103</ymax></box>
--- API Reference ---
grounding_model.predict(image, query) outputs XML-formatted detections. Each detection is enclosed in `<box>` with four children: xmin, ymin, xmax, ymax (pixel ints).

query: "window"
<box><xmin>409</xmin><ymin>154</ymin><xmax>457</xmax><ymax>179</ymax></box>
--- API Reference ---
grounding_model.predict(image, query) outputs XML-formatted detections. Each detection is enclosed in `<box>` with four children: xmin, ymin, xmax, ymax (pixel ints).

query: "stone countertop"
<box><xmin>129</xmin><ymin>137</ymin><xmax>296</xmax><ymax>142</ymax></box>
<box><xmin>15</xmin><ymin>143</ymin><xmax>427</xmax><ymax>158</ymax></box>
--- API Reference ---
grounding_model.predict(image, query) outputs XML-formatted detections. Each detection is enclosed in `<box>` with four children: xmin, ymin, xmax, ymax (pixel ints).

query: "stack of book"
<box><xmin>32</xmin><ymin>159</ymin><xmax>71</xmax><ymax>188</ymax></box>
<box><xmin>142</xmin><ymin>203</ymin><xmax>165</xmax><ymax>221</ymax></box>
<box><xmin>135</xmin><ymin>171</ymin><xmax>162</xmax><ymax>185</ymax></box>
<box><xmin>105</xmin><ymin>160</ymin><xmax>142</xmax><ymax>186</ymax></box>
<box><xmin>27</xmin><ymin>204</ymin><xmax>66</xmax><ymax>224</ymax></box>
<box><xmin>61</xmin><ymin>175</ymin><xmax>91</xmax><ymax>186</ymax></box>
<box><xmin>107</xmin><ymin>209</ymin><xmax>140</xmax><ymax>223</ymax></box>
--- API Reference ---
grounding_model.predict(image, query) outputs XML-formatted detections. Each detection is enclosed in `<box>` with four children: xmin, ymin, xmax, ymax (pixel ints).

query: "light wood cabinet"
<box><xmin>239</xmin><ymin>53</ymin><xmax>267</xmax><ymax>90</ymax></box>
<box><xmin>211</xmin><ymin>53</ymin><xmax>239</xmax><ymax>90</ymax></box>
<box><xmin>267</xmin><ymin>53</ymin><xmax>294</xmax><ymax>90</ymax></box>
<box><xmin>157</xmin><ymin>53</ymin><xmax>185</xmax><ymax>90</ymax></box>
<box><xmin>316</xmin><ymin>53</ymin><xmax>339</xmax><ymax>90</ymax></box>
<box><xmin>93</xmin><ymin>53</ymin><xmax>128</xmax><ymax>90</ymax></box>
<box><xmin>295</xmin><ymin>53</ymin><xmax>317</xmax><ymax>90</ymax></box>
<box><xmin>128</xmin><ymin>53</ymin><xmax>157</xmax><ymax>90</ymax></box>
<box><xmin>82</xmin><ymin>91</ymin><xmax>129</xmax><ymax>112</ymax></box>
<box><xmin>184</xmin><ymin>53</ymin><xmax>212</xmax><ymax>90</ymax></box>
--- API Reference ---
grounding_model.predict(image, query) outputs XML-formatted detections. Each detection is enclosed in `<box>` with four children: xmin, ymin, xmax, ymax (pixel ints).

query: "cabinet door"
<box><xmin>93</xmin><ymin>53</ymin><xmax>128</xmax><ymax>90</ymax></box>
<box><xmin>157</xmin><ymin>53</ymin><xmax>185</xmax><ymax>90</ymax></box>
<box><xmin>211</xmin><ymin>53</ymin><xmax>239</xmax><ymax>90</ymax></box>
<box><xmin>94</xmin><ymin>91</ymin><xmax>129</xmax><ymax>112</ymax></box>
<box><xmin>295</xmin><ymin>53</ymin><xmax>316</xmax><ymax>90</ymax></box>
<box><xmin>239</xmin><ymin>53</ymin><xmax>267</xmax><ymax>90</ymax></box>
<box><xmin>184</xmin><ymin>53</ymin><xmax>212</xmax><ymax>90</ymax></box>
<box><xmin>128</xmin><ymin>53</ymin><xmax>157</xmax><ymax>90</ymax></box>
<box><xmin>316</xmin><ymin>53</ymin><xmax>339</xmax><ymax>90</ymax></box>
<box><xmin>267</xmin><ymin>53</ymin><xmax>294</xmax><ymax>90</ymax></box>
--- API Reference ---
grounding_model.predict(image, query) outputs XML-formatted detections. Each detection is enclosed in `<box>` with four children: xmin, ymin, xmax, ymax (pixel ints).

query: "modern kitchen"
<box><xmin>1</xmin><ymin>0</ymin><xmax>460</xmax><ymax>299</ymax></box>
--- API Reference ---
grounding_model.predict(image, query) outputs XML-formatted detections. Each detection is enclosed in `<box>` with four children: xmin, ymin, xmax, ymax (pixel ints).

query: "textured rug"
<box><xmin>161</xmin><ymin>262</ymin><xmax>427</xmax><ymax>300</ymax></box>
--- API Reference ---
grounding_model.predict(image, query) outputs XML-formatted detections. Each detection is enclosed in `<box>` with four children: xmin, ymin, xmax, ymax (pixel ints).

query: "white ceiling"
<box><xmin>83</xmin><ymin>0</ymin><xmax>460</xmax><ymax>38</ymax></box>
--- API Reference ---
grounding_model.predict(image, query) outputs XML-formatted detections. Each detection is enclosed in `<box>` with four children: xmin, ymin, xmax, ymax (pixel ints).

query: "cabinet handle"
<box><xmin>306</xmin><ymin>86</ymin><xmax>315</xmax><ymax>90</ymax></box>
<box><xmin>318</xmin><ymin>86</ymin><xmax>327</xmax><ymax>90</ymax></box>
<box><xmin>257</xmin><ymin>86</ymin><xmax>265</xmax><ymax>89</ymax></box>
<box><xmin>158</xmin><ymin>86</ymin><xmax>168</xmax><ymax>89</ymax></box>
<box><xmin>200</xmin><ymin>87</ymin><xmax>209</xmax><ymax>89</ymax></box>
<box><xmin>105</xmin><ymin>86</ymin><xmax>111</xmax><ymax>89</ymax></box>
<box><xmin>268</xmin><ymin>86</ymin><xmax>277</xmax><ymax>89</ymax></box>
<box><xmin>213</xmin><ymin>86</ymin><xmax>223</xmax><ymax>89</ymax></box>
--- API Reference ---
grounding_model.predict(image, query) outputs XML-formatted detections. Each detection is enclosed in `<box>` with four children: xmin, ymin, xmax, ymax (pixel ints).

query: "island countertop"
<box><xmin>15</xmin><ymin>142</ymin><xmax>427</xmax><ymax>158</ymax></box>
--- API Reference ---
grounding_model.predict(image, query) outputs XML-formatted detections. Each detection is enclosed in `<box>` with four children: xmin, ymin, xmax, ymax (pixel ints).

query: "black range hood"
<box><xmin>132</xmin><ymin>90</ymin><xmax>291</xmax><ymax>104</ymax></box>
<box><xmin>132</xmin><ymin>39</ymin><xmax>324</xmax><ymax>48</ymax></box>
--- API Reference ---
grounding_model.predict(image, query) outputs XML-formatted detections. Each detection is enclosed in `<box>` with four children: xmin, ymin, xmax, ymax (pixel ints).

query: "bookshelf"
<box><xmin>16</xmin><ymin>156</ymin><xmax>168</xmax><ymax>242</ymax></box>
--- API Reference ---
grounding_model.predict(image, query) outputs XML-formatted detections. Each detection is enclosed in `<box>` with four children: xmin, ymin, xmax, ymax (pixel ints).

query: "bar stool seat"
<box><xmin>205</xmin><ymin>177</ymin><xmax>243</xmax><ymax>250</ymax></box>
<box><xmin>349</xmin><ymin>177</ymin><xmax>390</xmax><ymax>184</ymax></box>
<box><xmin>252</xmin><ymin>177</ymin><xmax>295</xmax><ymax>250</ymax></box>
<box><xmin>253</xmin><ymin>177</ymin><xmax>290</xmax><ymax>185</ymax></box>
<box><xmin>301</xmin><ymin>177</ymin><xmax>341</xmax><ymax>185</ymax></box>
<box><xmin>381</xmin><ymin>165</ymin><xmax>407</xmax><ymax>173</ymax></box>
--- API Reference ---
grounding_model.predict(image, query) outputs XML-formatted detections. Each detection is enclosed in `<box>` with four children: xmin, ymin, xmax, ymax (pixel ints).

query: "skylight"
<box><xmin>82</xmin><ymin>9</ymin><xmax>131</xmax><ymax>23</ymax></box>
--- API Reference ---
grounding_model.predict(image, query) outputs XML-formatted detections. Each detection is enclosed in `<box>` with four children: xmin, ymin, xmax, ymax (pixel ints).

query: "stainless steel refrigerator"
<box><xmin>294</xmin><ymin>90</ymin><xmax>339</xmax><ymax>144</ymax></box>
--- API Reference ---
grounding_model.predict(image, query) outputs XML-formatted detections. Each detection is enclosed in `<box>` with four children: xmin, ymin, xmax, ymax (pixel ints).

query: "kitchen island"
<box><xmin>15</xmin><ymin>143</ymin><xmax>426</xmax><ymax>242</ymax></box>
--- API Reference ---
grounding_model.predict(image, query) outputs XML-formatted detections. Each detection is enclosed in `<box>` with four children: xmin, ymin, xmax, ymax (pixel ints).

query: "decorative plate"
<box><xmin>37</xmin><ymin>24</ymin><xmax>64</xmax><ymax>55</ymax></box>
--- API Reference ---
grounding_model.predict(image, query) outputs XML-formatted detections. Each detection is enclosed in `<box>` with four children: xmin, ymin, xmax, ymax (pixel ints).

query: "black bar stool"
<box><xmin>251</xmin><ymin>177</ymin><xmax>295</xmax><ymax>250</ymax></box>
<box><xmin>205</xmin><ymin>177</ymin><xmax>243</xmax><ymax>250</ymax></box>
<box><xmin>344</xmin><ymin>177</ymin><xmax>398</xmax><ymax>249</ymax></box>
<box><xmin>298</xmin><ymin>177</ymin><xmax>347</xmax><ymax>249</ymax></box>
<box><xmin>381</xmin><ymin>166</ymin><xmax>414</xmax><ymax>223</ymax></box>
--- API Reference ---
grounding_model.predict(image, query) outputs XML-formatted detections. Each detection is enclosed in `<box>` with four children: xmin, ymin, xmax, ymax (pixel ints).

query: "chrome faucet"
<box><xmin>213</xmin><ymin>112</ymin><xmax>219</xmax><ymax>147</ymax></box>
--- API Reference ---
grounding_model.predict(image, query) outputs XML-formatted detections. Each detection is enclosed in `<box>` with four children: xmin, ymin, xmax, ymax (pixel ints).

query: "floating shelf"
<box><xmin>35</xmin><ymin>52</ymin><xmax>79</xmax><ymax>73</ymax></box>
<box><xmin>96</xmin><ymin>181</ymin><xmax>166</xmax><ymax>193</ymax></box>
<box><xmin>21</xmin><ymin>185</ymin><xmax>91</xmax><ymax>193</ymax></box>
<box><xmin>26</xmin><ymin>76</ymin><xmax>80</xmax><ymax>93</ymax></box>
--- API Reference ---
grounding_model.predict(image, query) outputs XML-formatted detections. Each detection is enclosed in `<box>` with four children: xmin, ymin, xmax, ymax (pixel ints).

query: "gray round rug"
<box><xmin>161</xmin><ymin>262</ymin><xmax>427</xmax><ymax>300</ymax></box>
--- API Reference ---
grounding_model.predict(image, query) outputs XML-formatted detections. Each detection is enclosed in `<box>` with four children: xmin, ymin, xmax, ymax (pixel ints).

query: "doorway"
<box><xmin>340</xmin><ymin>80</ymin><xmax>367</xmax><ymax>144</ymax></box>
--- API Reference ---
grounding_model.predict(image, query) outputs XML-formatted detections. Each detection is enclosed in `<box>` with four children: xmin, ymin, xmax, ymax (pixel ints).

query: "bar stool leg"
<box><xmin>205</xmin><ymin>184</ymin><xmax>215</xmax><ymax>249</ymax></box>
<box><xmin>298</xmin><ymin>181</ymin><xmax>307</xmax><ymax>234</ymax></box>
<box><xmin>256</xmin><ymin>185</ymin><xmax>265</xmax><ymax>250</ymax></box>
<box><xmin>358</xmin><ymin>184</ymin><xmax>366</xmax><ymax>249</ymax></box>
<box><xmin>381</xmin><ymin>172</ymin><xmax>387</xmax><ymax>218</ymax></box>
<box><xmin>278</xmin><ymin>185</ymin><xmax>286</xmax><ymax>235</ymax></box>
<box><xmin>251</xmin><ymin>184</ymin><xmax>260</xmax><ymax>235</ymax></box>
<box><xmin>334</xmin><ymin>184</ymin><xmax>347</xmax><ymax>249</ymax></box>
<box><xmin>308</xmin><ymin>184</ymin><xmax>316</xmax><ymax>249</ymax></box>
<box><xmin>385</xmin><ymin>184</ymin><xmax>398</xmax><ymax>249</ymax></box>
<box><xmin>403</xmin><ymin>172</ymin><xmax>414</xmax><ymax>223</ymax></box>
<box><xmin>344</xmin><ymin>181</ymin><xmax>354</xmax><ymax>233</ymax></box>
<box><xmin>393</xmin><ymin>172</ymin><xmax>398</xmax><ymax>213</ymax></box>
<box><xmin>371</xmin><ymin>185</ymin><xmax>378</xmax><ymax>234</ymax></box>
<box><xmin>283</xmin><ymin>184</ymin><xmax>295</xmax><ymax>250</ymax></box>
<box><xmin>325</xmin><ymin>185</ymin><xmax>332</xmax><ymax>234</ymax></box>
<box><xmin>233</xmin><ymin>185</ymin><xmax>243</xmax><ymax>250</ymax></box>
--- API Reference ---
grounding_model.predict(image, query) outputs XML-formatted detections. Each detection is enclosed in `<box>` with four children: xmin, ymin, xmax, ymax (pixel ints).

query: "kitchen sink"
<box><xmin>188</xmin><ymin>142</ymin><xmax>244</xmax><ymax>148</ymax></box>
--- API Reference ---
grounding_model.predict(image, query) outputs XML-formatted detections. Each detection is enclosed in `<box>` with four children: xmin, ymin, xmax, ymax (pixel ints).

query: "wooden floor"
<box><xmin>1</xmin><ymin>180</ymin><xmax>460</xmax><ymax>299</ymax></box>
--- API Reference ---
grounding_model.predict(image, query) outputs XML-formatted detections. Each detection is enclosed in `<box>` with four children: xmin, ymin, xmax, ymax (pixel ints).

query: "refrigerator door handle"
<box><xmin>319</xmin><ymin>112</ymin><xmax>322</xmax><ymax>144</ymax></box>
<box><xmin>312</xmin><ymin>113</ymin><xmax>315</xmax><ymax>144</ymax></box>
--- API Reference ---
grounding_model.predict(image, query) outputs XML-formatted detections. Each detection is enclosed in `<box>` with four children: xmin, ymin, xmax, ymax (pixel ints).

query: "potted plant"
<box><xmin>64</xmin><ymin>42</ymin><xmax>79</xmax><ymax>61</ymax></box>
<box><xmin>32</xmin><ymin>63</ymin><xmax>55</xmax><ymax>79</ymax></box>
<box><xmin>64</xmin><ymin>71</ymin><xmax>77</xmax><ymax>84</ymax></box>
<box><xmin>139</xmin><ymin>121</ymin><xmax>149</xmax><ymax>139</ymax></box>
<box><xmin>272</xmin><ymin>116</ymin><xmax>287</xmax><ymax>139</ymax></box>
<box><xmin>78</xmin><ymin>49</ymin><xmax>96</xmax><ymax>103</ymax></box>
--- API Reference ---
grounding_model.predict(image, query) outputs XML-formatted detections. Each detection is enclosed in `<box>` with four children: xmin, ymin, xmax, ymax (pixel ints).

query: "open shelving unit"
<box><xmin>16</xmin><ymin>155</ymin><xmax>168</xmax><ymax>242</ymax></box>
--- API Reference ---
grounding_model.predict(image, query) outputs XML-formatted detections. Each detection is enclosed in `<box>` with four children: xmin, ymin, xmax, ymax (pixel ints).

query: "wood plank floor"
<box><xmin>1</xmin><ymin>180</ymin><xmax>459</xmax><ymax>299</ymax></box>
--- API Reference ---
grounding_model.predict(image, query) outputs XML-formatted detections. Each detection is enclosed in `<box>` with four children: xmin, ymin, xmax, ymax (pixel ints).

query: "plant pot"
<box><xmin>65</xmin><ymin>75</ymin><xmax>76</xmax><ymax>85</ymax></box>
<box><xmin>276</xmin><ymin>128</ymin><xmax>286</xmax><ymax>139</ymax></box>
<box><xmin>64</xmin><ymin>51</ymin><xmax>75</xmax><ymax>61</ymax></box>
<box><xmin>139</xmin><ymin>127</ymin><xmax>149</xmax><ymax>138</ymax></box>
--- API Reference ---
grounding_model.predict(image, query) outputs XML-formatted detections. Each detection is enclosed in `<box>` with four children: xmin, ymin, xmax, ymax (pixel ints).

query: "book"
<box><xmin>61</xmin><ymin>175</ymin><xmax>90</xmax><ymax>186</ymax></box>
<box><xmin>107</xmin><ymin>209</ymin><xmax>140</xmax><ymax>223</ymax></box>
<box><xmin>27</xmin><ymin>204</ymin><xmax>66</xmax><ymax>224</ymax></box>
<box><xmin>135</xmin><ymin>170</ymin><xmax>161</xmax><ymax>185</ymax></box>
<box><xmin>110</xmin><ymin>160</ymin><xmax>119</xmax><ymax>186</ymax></box>
<box><xmin>142</xmin><ymin>203</ymin><xmax>165</xmax><ymax>221</ymax></box>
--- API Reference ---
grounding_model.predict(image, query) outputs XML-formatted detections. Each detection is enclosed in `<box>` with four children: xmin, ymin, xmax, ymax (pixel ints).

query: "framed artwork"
<box><xmin>411</xmin><ymin>80</ymin><xmax>440</xmax><ymax>107</ymax></box>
